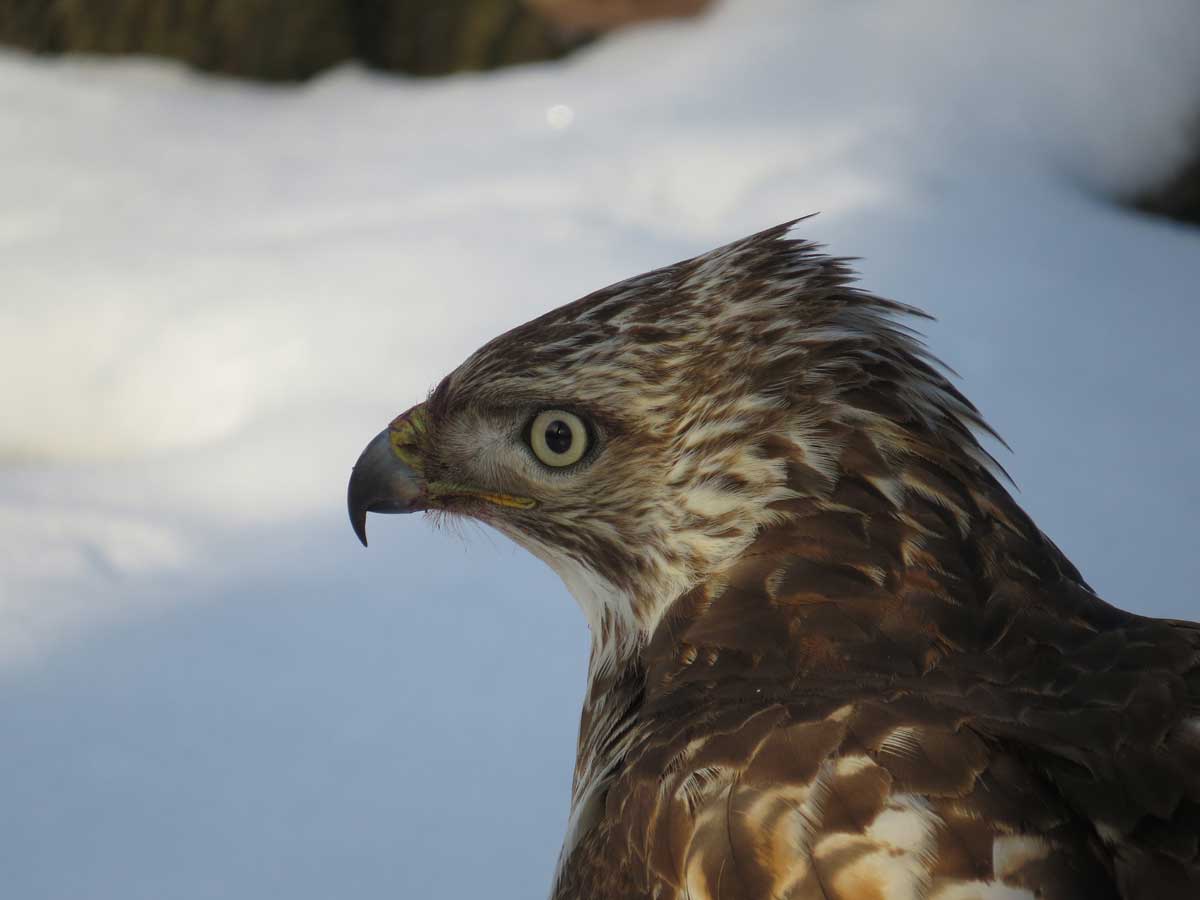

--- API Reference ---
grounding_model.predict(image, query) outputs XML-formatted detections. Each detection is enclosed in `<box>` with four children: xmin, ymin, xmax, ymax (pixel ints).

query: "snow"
<box><xmin>1</xmin><ymin>0</ymin><xmax>1199</xmax><ymax>897</ymax></box>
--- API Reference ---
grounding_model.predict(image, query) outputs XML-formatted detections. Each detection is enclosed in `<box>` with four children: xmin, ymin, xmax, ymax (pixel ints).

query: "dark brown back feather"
<box><xmin>555</xmin><ymin>393</ymin><xmax>1200</xmax><ymax>899</ymax></box>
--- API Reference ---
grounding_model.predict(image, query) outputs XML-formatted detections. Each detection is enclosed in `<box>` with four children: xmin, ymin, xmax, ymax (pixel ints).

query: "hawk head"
<box><xmin>348</xmin><ymin>222</ymin><xmax>995</xmax><ymax>661</ymax></box>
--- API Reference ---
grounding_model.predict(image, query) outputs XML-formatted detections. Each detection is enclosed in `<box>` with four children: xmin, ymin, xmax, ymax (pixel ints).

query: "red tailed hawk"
<box><xmin>347</xmin><ymin>223</ymin><xmax>1200</xmax><ymax>899</ymax></box>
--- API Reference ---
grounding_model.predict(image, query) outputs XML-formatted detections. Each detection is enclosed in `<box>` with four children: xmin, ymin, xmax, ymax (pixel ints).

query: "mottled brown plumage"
<box><xmin>348</xmin><ymin>222</ymin><xmax>1200</xmax><ymax>899</ymax></box>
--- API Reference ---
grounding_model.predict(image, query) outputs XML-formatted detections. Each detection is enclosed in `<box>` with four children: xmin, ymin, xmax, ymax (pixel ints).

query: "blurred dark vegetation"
<box><xmin>0</xmin><ymin>0</ymin><xmax>709</xmax><ymax>79</ymax></box>
<box><xmin>0</xmin><ymin>1</ymin><xmax>1193</xmax><ymax>227</ymax></box>
<box><xmin>1135</xmin><ymin>149</ymin><xmax>1200</xmax><ymax>226</ymax></box>
<box><xmin>0</xmin><ymin>0</ymin><xmax>620</xmax><ymax>79</ymax></box>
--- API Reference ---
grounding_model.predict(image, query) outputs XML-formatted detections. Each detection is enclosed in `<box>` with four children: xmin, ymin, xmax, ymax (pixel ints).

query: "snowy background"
<box><xmin>2</xmin><ymin>1</ymin><xmax>1199</xmax><ymax>897</ymax></box>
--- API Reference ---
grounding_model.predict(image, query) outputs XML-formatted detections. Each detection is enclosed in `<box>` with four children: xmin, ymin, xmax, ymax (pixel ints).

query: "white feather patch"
<box><xmin>928</xmin><ymin>881</ymin><xmax>1037</xmax><ymax>900</ymax></box>
<box><xmin>992</xmin><ymin>834</ymin><xmax>1051</xmax><ymax>881</ymax></box>
<box><xmin>866</xmin><ymin>794</ymin><xmax>942</xmax><ymax>863</ymax></box>
<box><xmin>808</xmin><ymin>793</ymin><xmax>942</xmax><ymax>900</ymax></box>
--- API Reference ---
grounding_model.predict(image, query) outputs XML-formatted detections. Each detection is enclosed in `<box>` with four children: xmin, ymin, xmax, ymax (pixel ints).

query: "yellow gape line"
<box><xmin>428</xmin><ymin>482</ymin><xmax>537</xmax><ymax>510</ymax></box>
<box><xmin>474</xmin><ymin>492</ymin><xmax>537</xmax><ymax>510</ymax></box>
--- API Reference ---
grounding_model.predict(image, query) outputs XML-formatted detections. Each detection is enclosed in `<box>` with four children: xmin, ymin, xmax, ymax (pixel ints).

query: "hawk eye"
<box><xmin>529</xmin><ymin>410</ymin><xmax>588</xmax><ymax>468</ymax></box>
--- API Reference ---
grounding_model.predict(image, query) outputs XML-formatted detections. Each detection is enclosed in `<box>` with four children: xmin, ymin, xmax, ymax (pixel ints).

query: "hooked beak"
<box><xmin>347</xmin><ymin>406</ymin><xmax>429</xmax><ymax>547</ymax></box>
<box><xmin>347</xmin><ymin>401</ymin><xmax>537</xmax><ymax>547</ymax></box>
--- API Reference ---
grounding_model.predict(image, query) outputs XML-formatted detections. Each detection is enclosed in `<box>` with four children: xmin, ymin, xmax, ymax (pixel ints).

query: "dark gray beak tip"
<box><xmin>346</xmin><ymin>428</ymin><xmax>427</xmax><ymax>548</ymax></box>
<box><xmin>348</xmin><ymin>486</ymin><xmax>370</xmax><ymax>547</ymax></box>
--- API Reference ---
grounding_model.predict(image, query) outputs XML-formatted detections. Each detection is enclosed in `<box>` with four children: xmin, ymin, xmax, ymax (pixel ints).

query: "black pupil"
<box><xmin>545</xmin><ymin>420</ymin><xmax>574</xmax><ymax>455</ymax></box>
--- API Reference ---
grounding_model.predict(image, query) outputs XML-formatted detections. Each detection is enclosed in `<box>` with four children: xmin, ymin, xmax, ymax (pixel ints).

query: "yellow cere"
<box><xmin>388</xmin><ymin>403</ymin><xmax>428</xmax><ymax>473</ymax></box>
